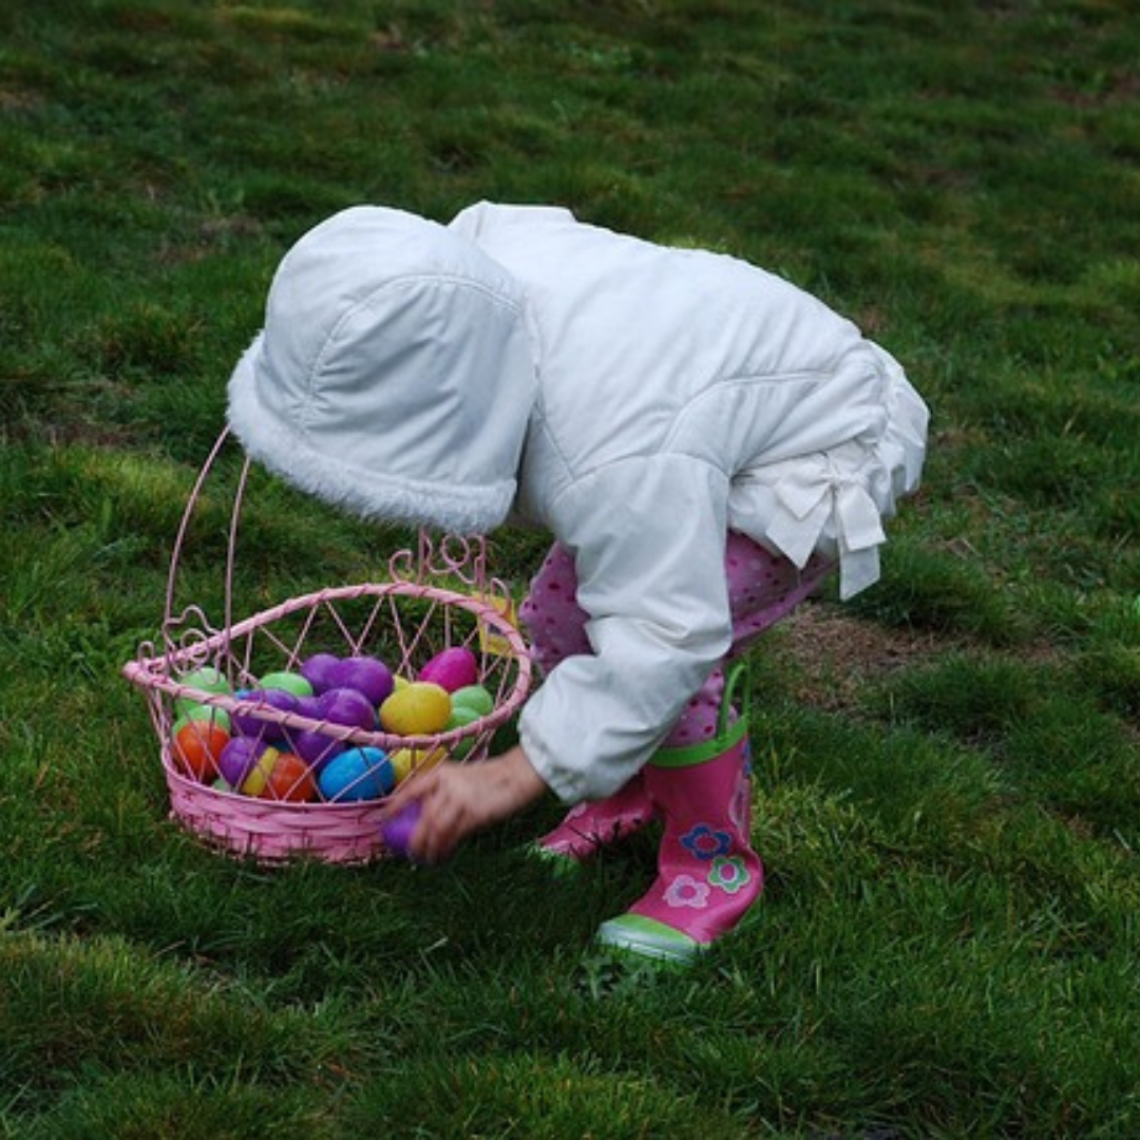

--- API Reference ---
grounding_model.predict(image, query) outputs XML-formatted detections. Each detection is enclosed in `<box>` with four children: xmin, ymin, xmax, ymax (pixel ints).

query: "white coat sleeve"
<box><xmin>518</xmin><ymin>453</ymin><xmax>734</xmax><ymax>804</ymax></box>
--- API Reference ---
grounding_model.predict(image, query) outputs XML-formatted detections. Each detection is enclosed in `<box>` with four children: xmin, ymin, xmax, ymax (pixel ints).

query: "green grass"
<box><xmin>3</xmin><ymin>0</ymin><xmax>1140</xmax><ymax>1135</ymax></box>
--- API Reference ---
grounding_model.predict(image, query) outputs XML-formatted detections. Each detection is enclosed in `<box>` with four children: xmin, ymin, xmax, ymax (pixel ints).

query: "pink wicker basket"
<box><xmin>122</xmin><ymin>429</ymin><xmax>533</xmax><ymax>864</ymax></box>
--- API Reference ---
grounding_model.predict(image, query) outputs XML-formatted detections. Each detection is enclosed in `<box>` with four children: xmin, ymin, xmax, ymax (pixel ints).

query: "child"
<box><xmin>227</xmin><ymin>202</ymin><xmax>929</xmax><ymax>963</ymax></box>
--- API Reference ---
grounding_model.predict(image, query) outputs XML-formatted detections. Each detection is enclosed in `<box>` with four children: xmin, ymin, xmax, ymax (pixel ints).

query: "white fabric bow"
<box><xmin>769</xmin><ymin>458</ymin><xmax>886</xmax><ymax>600</ymax></box>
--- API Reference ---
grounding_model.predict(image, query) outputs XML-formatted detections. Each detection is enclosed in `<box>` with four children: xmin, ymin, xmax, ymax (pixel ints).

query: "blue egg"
<box><xmin>317</xmin><ymin>746</ymin><xmax>395</xmax><ymax>802</ymax></box>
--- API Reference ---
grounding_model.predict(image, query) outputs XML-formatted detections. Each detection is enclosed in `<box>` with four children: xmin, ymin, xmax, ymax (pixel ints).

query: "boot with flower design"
<box><xmin>596</xmin><ymin>666</ymin><xmax>762</xmax><ymax>964</ymax></box>
<box><xmin>531</xmin><ymin>772</ymin><xmax>657</xmax><ymax>865</ymax></box>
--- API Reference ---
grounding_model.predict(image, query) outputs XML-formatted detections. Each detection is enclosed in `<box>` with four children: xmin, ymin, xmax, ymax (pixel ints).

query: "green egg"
<box><xmin>172</xmin><ymin>705</ymin><xmax>232</xmax><ymax>737</ymax></box>
<box><xmin>259</xmin><ymin>671</ymin><xmax>314</xmax><ymax>697</ymax></box>
<box><xmin>174</xmin><ymin>666</ymin><xmax>231</xmax><ymax>716</ymax></box>
<box><xmin>446</xmin><ymin>704</ymin><xmax>482</xmax><ymax>760</ymax></box>
<box><xmin>450</xmin><ymin>684</ymin><xmax>494</xmax><ymax>717</ymax></box>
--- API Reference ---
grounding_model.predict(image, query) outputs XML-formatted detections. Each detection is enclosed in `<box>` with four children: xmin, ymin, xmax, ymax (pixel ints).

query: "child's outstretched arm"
<box><xmin>381</xmin><ymin>745</ymin><xmax>548</xmax><ymax>863</ymax></box>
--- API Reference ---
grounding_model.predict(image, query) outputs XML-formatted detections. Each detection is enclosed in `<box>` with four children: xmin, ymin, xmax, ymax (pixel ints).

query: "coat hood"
<box><xmin>227</xmin><ymin>206</ymin><xmax>536</xmax><ymax>534</ymax></box>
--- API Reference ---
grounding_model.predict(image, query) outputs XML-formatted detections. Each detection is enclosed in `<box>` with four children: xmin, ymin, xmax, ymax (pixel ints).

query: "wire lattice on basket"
<box><xmin>122</xmin><ymin>429</ymin><xmax>533</xmax><ymax>864</ymax></box>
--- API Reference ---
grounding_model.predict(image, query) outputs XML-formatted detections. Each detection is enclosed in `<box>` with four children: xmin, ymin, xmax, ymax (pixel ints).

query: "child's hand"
<box><xmin>380</xmin><ymin>745</ymin><xmax>547</xmax><ymax>863</ymax></box>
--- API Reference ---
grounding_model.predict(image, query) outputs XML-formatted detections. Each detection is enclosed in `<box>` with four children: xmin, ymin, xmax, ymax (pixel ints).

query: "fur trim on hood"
<box><xmin>227</xmin><ymin>206</ymin><xmax>536</xmax><ymax>534</ymax></box>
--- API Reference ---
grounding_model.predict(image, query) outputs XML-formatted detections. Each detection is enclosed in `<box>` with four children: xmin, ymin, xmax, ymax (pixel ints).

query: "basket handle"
<box><xmin>160</xmin><ymin>429</ymin><xmax>514</xmax><ymax>670</ymax></box>
<box><xmin>162</xmin><ymin>425</ymin><xmax>251</xmax><ymax>662</ymax></box>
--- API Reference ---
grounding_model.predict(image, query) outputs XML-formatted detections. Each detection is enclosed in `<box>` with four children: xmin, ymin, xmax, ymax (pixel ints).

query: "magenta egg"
<box><xmin>328</xmin><ymin>655</ymin><xmax>395</xmax><ymax>706</ymax></box>
<box><xmin>418</xmin><ymin>647</ymin><xmax>479</xmax><ymax>693</ymax></box>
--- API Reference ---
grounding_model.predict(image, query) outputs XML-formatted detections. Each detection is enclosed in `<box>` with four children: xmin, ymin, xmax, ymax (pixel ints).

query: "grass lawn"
<box><xmin>3</xmin><ymin>1</ymin><xmax>1140</xmax><ymax>1136</ymax></box>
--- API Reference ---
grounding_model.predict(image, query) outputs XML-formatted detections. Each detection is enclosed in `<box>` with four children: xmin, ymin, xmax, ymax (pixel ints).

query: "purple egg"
<box><xmin>316</xmin><ymin>687</ymin><xmax>376</xmax><ymax>731</ymax></box>
<box><xmin>287</xmin><ymin>693</ymin><xmax>346</xmax><ymax>770</ymax></box>
<box><xmin>295</xmin><ymin>695</ymin><xmax>322</xmax><ymax>719</ymax></box>
<box><xmin>293</xmin><ymin>729</ymin><xmax>346</xmax><ymax>772</ymax></box>
<box><xmin>328</xmin><ymin>655</ymin><xmax>395</xmax><ymax>706</ymax></box>
<box><xmin>232</xmin><ymin>688</ymin><xmax>299</xmax><ymax>739</ymax></box>
<box><xmin>380</xmin><ymin>801</ymin><xmax>422</xmax><ymax>860</ymax></box>
<box><xmin>300</xmin><ymin>652</ymin><xmax>342</xmax><ymax>695</ymax></box>
<box><xmin>218</xmin><ymin>736</ymin><xmax>269</xmax><ymax>787</ymax></box>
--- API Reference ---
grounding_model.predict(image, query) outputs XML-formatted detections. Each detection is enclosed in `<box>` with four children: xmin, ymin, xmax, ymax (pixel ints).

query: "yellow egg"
<box><xmin>239</xmin><ymin>747</ymin><xmax>280</xmax><ymax>797</ymax></box>
<box><xmin>379</xmin><ymin>682</ymin><xmax>451</xmax><ymax>736</ymax></box>
<box><xmin>389</xmin><ymin>746</ymin><xmax>447</xmax><ymax>784</ymax></box>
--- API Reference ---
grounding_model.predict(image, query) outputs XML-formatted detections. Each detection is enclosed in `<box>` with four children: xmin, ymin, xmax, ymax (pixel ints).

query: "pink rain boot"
<box><xmin>532</xmin><ymin>772</ymin><xmax>657</xmax><ymax>864</ymax></box>
<box><xmin>596</xmin><ymin>666</ymin><xmax>762</xmax><ymax>964</ymax></box>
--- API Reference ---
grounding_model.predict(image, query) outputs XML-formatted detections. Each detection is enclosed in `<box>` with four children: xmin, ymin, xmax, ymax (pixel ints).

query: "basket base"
<box><xmin>165</xmin><ymin>763</ymin><xmax>390</xmax><ymax>864</ymax></box>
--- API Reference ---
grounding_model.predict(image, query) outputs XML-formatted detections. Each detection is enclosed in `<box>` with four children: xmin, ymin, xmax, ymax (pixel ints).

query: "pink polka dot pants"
<box><xmin>518</xmin><ymin>533</ymin><xmax>833</xmax><ymax>748</ymax></box>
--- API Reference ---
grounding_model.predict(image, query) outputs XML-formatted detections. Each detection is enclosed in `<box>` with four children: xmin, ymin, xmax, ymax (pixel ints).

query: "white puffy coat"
<box><xmin>228</xmin><ymin>202</ymin><xmax>928</xmax><ymax>804</ymax></box>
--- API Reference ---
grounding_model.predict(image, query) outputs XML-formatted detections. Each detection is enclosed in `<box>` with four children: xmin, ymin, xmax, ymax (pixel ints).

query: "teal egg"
<box><xmin>318</xmin><ymin>746</ymin><xmax>395</xmax><ymax>803</ymax></box>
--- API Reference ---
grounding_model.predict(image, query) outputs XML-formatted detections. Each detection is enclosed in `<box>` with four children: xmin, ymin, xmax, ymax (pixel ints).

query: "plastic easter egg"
<box><xmin>379</xmin><ymin>682</ymin><xmax>451</xmax><ymax>736</ymax></box>
<box><xmin>419</xmin><ymin>646</ymin><xmax>479</xmax><ymax>693</ymax></box>
<box><xmin>258</xmin><ymin>751</ymin><xmax>315</xmax><ymax>802</ymax></box>
<box><xmin>172</xmin><ymin>705</ymin><xmax>232</xmax><ymax>737</ymax></box>
<box><xmin>295</xmin><ymin>694</ymin><xmax>322</xmax><ymax>719</ymax></box>
<box><xmin>218</xmin><ymin>736</ymin><xmax>270</xmax><ymax>787</ymax></box>
<box><xmin>393</xmin><ymin>675</ymin><xmax>410</xmax><ymax>691</ymax></box>
<box><xmin>172</xmin><ymin>721</ymin><xmax>230</xmax><ymax>782</ymax></box>
<box><xmin>318</xmin><ymin>746</ymin><xmax>395</xmax><ymax>802</ymax></box>
<box><xmin>328</xmin><ymin>655</ymin><xmax>395</xmax><ymax>706</ymax></box>
<box><xmin>445</xmin><ymin>704</ymin><xmax>481</xmax><ymax>760</ymax></box>
<box><xmin>292</xmin><ymin>729</ymin><xmax>345</xmax><ymax>772</ymax></box>
<box><xmin>300</xmin><ymin>652</ymin><xmax>341</xmax><ymax>695</ymax></box>
<box><xmin>316</xmin><ymin>687</ymin><xmax>376</xmax><ymax>731</ymax></box>
<box><xmin>240</xmin><ymin>747</ymin><xmax>281</xmax><ymax>797</ymax></box>
<box><xmin>389</xmin><ymin>746</ymin><xmax>447</xmax><ymax>785</ymax></box>
<box><xmin>380</xmin><ymin>801</ymin><xmax>422</xmax><ymax>860</ymax></box>
<box><xmin>259</xmin><ymin>671</ymin><xmax>314</xmax><ymax>698</ymax></box>
<box><xmin>231</xmin><ymin>688</ymin><xmax>299</xmax><ymax>739</ymax></box>
<box><xmin>450</xmin><ymin>684</ymin><xmax>494</xmax><ymax>718</ymax></box>
<box><xmin>174</xmin><ymin>666</ymin><xmax>231</xmax><ymax>716</ymax></box>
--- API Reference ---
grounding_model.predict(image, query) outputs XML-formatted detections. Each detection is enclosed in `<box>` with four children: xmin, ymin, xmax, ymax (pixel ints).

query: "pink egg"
<box><xmin>419</xmin><ymin>646</ymin><xmax>479</xmax><ymax>693</ymax></box>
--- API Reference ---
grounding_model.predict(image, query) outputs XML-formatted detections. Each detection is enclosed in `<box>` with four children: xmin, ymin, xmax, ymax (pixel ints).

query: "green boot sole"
<box><xmin>595</xmin><ymin>913</ymin><xmax>702</xmax><ymax>966</ymax></box>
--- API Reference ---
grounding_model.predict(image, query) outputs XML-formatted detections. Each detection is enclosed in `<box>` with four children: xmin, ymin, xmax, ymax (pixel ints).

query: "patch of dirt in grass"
<box><xmin>776</xmin><ymin>603</ymin><xmax>955</xmax><ymax>713</ymax></box>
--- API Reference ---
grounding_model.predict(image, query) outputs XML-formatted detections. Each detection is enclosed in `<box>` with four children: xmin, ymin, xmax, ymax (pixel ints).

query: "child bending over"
<box><xmin>227</xmin><ymin>202</ymin><xmax>928</xmax><ymax>963</ymax></box>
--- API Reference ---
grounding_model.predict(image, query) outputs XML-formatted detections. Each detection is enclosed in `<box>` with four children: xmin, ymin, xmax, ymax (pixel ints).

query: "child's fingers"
<box><xmin>380</xmin><ymin>763</ymin><xmax>437</xmax><ymax>816</ymax></box>
<box><xmin>413</xmin><ymin>775</ymin><xmax>467</xmax><ymax>863</ymax></box>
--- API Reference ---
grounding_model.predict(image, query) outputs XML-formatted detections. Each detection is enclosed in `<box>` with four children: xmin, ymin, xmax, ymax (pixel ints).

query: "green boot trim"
<box><xmin>651</xmin><ymin>658</ymin><xmax>753</xmax><ymax>769</ymax></box>
<box><xmin>595</xmin><ymin>914</ymin><xmax>702</xmax><ymax>966</ymax></box>
<box><xmin>649</xmin><ymin>716</ymin><xmax>749</xmax><ymax>769</ymax></box>
<box><xmin>522</xmin><ymin>841</ymin><xmax>583</xmax><ymax>877</ymax></box>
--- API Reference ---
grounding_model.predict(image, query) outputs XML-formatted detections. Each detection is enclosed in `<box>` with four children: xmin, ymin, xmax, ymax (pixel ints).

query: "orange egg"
<box><xmin>172</xmin><ymin>722</ymin><xmax>231</xmax><ymax>782</ymax></box>
<box><xmin>259</xmin><ymin>752</ymin><xmax>316</xmax><ymax>802</ymax></box>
